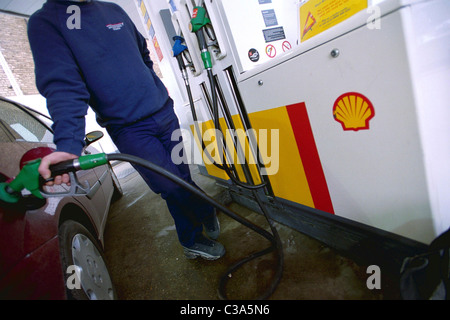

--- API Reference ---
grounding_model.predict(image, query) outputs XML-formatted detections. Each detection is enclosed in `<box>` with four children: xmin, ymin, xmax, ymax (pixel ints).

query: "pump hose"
<box><xmin>173</xmin><ymin>31</ymin><xmax>283</xmax><ymax>298</ymax></box>
<box><xmin>218</xmin><ymin>188</ymin><xmax>284</xmax><ymax>300</ymax></box>
<box><xmin>177</xmin><ymin>59</ymin><xmax>283</xmax><ymax>298</ymax></box>
<box><xmin>205</xmin><ymin>69</ymin><xmax>283</xmax><ymax>299</ymax></box>
<box><xmin>106</xmin><ymin>152</ymin><xmax>283</xmax><ymax>300</ymax></box>
<box><xmin>184</xmin><ymin>69</ymin><xmax>263</xmax><ymax>190</ymax></box>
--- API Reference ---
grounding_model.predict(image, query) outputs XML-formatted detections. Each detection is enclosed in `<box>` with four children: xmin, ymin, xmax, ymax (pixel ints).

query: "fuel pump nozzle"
<box><xmin>0</xmin><ymin>153</ymin><xmax>108</xmax><ymax>204</ymax></box>
<box><xmin>172</xmin><ymin>36</ymin><xmax>190</xmax><ymax>85</ymax></box>
<box><xmin>189</xmin><ymin>6</ymin><xmax>212</xmax><ymax>70</ymax></box>
<box><xmin>0</xmin><ymin>159</ymin><xmax>42</xmax><ymax>203</ymax></box>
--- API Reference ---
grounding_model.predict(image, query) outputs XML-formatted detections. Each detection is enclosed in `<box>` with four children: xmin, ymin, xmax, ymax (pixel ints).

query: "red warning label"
<box><xmin>266</xmin><ymin>44</ymin><xmax>276</xmax><ymax>58</ymax></box>
<box><xmin>302</xmin><ymin>11</ymin><xmax>316</xmax><ymax>39</ymax></box>
<box><xmin>282</xmin><ymin>41</ymin><xmax>292</xmax><ymax>52</ymax></box>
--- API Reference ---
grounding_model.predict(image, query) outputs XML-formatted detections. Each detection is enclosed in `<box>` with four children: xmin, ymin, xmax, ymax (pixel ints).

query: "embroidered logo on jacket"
<box><xmin>106</xmin><ymin>22</ymin><xmax>124</xmax><ymax>31</ymax></box>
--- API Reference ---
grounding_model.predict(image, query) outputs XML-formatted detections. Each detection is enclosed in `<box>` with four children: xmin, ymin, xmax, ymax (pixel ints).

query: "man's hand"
<box><xmin>38</xmin><ymin>151</ymin><xmax>78</xmax><ymax>186</ymax></box>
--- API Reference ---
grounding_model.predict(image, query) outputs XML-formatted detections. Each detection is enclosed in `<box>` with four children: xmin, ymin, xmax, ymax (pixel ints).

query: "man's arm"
<box><xmin>28</xmin><ymin>13</ymin><xmax>90</xmax><ymax>183</ymax></box>
<box><xmin>126</xmin><ymin>11</ymin><xmax>154</xmax><ymax>72</ymax></box>
<box><xmin>138</xmin><ymin>32</ymin><xmax>155</xmax><ymax>71</ymax></box>
<box><xmin>28</xmin><ymin>13</ymin><xmax>90</xmax><ymax>156</ymax></box>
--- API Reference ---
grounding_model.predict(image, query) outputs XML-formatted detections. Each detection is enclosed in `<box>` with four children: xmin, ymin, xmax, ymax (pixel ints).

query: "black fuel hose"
<box><xmin>206</xmin><ymin>69</ymin><xmax>267</xmax><ymax>191</ymax></box>
<box><xmin>173</xmin><ymin>31</ymin><xmax>283</xmax><ymax>299</ymax></box>
<box><xmin>106</xmin><ymin>152</ymin><xmax>283</xmax><ymax>300</ymax></box>
<box><xmin>167</xmin><ymin>67</ymin><xmax>282</xmax><ymax>298</ymax></box>
<box><xmin>106</xmin><ymin>153</ymin><xmax>273</xmax><ymax>240</ymax></box>
<box><xmin>204</xmin><ymin>69</ymin><xmax>284</xmax><ymax>299</ymax></box>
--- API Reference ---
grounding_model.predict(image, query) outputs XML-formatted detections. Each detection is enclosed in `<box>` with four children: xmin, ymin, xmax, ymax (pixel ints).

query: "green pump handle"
<box><xmin>190</xmin><ymin>6</ymin><xmax>213</xmax><ymax>70</ymax></box>
<box><xmin>0</xmin><ymin>153</ymin><xmax>108</xmax><ymax>203</ymax></box>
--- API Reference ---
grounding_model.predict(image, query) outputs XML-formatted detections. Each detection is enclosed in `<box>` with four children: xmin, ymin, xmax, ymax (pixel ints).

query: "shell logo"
<box><xmin>333</xmin><ymin>92</ymin><xmax>375</xmax><ymax>131</ymax></box>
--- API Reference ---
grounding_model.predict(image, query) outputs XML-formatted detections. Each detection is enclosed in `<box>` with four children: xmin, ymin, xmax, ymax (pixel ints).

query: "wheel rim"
<box><xmin>71</xmin><ymin>234</ymin><xmax>115</xmax><ymax>300</ymax></box>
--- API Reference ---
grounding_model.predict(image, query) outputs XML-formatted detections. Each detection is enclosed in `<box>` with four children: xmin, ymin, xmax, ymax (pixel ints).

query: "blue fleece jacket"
<box><xmin>28</xmin><ymin>0</ymin><xmax>170</xmax><ymax>155</ymax></box>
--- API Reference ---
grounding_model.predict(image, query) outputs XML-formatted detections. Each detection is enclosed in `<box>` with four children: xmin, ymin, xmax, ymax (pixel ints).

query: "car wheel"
<box><xmin>59</xmin><ymin>220</ymin><xmax>116</xmax><ymax>300</ymax></box>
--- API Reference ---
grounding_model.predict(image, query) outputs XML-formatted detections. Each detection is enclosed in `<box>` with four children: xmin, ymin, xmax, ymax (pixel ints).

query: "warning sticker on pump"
<box><xmin>300</xmin><ymin>0</ymin><xmax>367</xmax><ymax>42</ymax></box>
<box><xmin>263</xmin><ymin>26</ymin><xmax>286</xmax><ymax>43</ymax></box>
<box><xmin>248</xmin><ymin>48</ymin><xmax>260</xmax><ymax>62</ymax></box>
<box><xmin>282</xmin><ymin>41</ymin><xmax>292</xmax><ymax>52</ymax></box>
<box><xmin>262</xmin><ymin>9</ymin><xmax>278</xmax><ymax>27</ymax></box>
<box><xmin>266</xmin><ymin>44</ymin><xmax>276</xmax><ymax>58</ymax></box>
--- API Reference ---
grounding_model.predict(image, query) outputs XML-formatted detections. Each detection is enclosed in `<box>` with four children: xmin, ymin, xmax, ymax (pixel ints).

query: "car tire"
<box><xmin>58</xmin><ymin>220</ymin><xmax>116</xmax><ymax>300</ymax></box>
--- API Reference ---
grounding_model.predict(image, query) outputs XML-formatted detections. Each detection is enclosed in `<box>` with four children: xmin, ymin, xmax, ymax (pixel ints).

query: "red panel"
<box><xmin>286</xmin><ymin>103</ymin><xmax>334</xmax><ymax>214</ymax></box>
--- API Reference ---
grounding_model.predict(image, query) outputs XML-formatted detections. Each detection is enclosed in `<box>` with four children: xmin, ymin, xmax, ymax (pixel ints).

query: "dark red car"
<box><xmin>0</xmin><ymin>97</ymin><xmax>121</xmax><ymax>300</ymax></box>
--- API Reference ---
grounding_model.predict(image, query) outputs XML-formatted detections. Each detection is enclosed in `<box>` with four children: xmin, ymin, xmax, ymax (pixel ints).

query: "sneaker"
<box><xmin>183</xmin><ymin>235</ymin><xmax>225</xmax><ymax>260</ymax></box>
<box><xmin>203</xmin><ymin>210</ymin><xmax>220</xmax><ymax>240</ymax></box>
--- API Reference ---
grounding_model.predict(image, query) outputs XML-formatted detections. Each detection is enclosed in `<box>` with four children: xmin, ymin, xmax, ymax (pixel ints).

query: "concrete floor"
<box><xmin>103</xmin><ymin>162</ymin><xmax>402</xmax><ymax>300</ymax></box>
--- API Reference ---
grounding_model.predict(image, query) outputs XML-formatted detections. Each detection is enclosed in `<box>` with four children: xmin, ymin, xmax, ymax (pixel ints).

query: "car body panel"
<box><xmin>0</xmin><ymin>236</ymin><xmax>65</xmax><ymax>299</ymax></box>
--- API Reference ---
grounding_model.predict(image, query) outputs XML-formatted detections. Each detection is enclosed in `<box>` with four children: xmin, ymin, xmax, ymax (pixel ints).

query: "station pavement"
<box><xmin>103</xmin><ymin>162</ymin><xmax>402</xmax><ymax>300</ymax></box>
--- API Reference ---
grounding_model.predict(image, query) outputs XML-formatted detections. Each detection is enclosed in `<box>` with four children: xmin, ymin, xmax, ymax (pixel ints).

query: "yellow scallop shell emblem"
<box><xmin>333</xmin><ymin>92</ymin><xmax>375</xmax><ymax>131</ymax></box>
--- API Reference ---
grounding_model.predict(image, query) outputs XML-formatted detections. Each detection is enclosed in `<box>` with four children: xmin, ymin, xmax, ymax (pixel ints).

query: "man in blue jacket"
<box><xmin>28</xmin><ymin>0</ymin><xmax>225</xmax><ymax>260</ymax></box>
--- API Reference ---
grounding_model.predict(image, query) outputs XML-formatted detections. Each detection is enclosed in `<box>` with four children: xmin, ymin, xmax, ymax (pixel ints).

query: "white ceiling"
<box><xmin>0</xmin><ymin>0</ymin><xmax>147</xmax><ymax>36</ymax></box>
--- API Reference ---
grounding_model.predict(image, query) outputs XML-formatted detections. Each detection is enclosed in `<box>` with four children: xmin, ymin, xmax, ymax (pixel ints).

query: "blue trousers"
<box><xmin>106</xmin><ymin>102</ymin><xmax>214</xmax><ymax>247</ymax></box>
